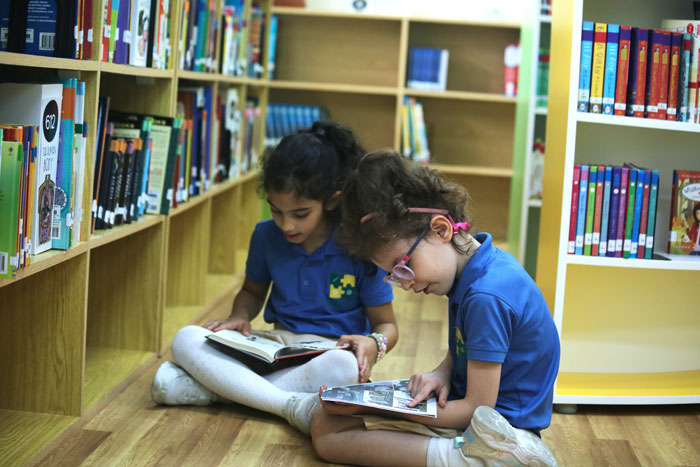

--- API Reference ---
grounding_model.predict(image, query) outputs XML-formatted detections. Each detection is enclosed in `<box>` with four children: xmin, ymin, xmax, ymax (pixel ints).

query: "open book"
<box><xmin>321</xmin><ymin>379</ymin><xmax>437</xmax><ymax>418</ymax></box>
<box><xmin>206</xmin><ymin>329</ymin><xmax>350</xmax><ymax>372</ymax></box>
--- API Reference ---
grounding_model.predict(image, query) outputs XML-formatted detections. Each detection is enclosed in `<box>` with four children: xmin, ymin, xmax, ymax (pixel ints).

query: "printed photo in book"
<box><xmin>668</xmin><ymin>170</ymin><xmax>700</xmax><ymax>255</ymax></box>
<box><xmin>321</xmin><ymin>379</ymin><xmax>438</xmax><ymax>418</ymax></box>
<box><xmin>205</xmin><ymin>329</ymin><xmax>350</xmax><ymax>374</ymax></box>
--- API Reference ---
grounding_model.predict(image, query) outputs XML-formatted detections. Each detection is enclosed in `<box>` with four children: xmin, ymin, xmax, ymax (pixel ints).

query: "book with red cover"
<box><xmin>645</xmin><ymin>30</ymin><xmax>663</xmax><ymax>118</ymax></box>
<box><xmin>637</xmin><ymin>169</ymin><xmax>651</xmax><ymax>258</ymax></box>
<box><xmin>614</xmin><ymin>26</ymin><xmax>632</xmax><ymax>116</ymax></box>
<box><xmin>656</xmin><ymin>31</ymin><xmax>672</xmax><ymax>119</ymax></box>
<box><xmin>592</xmin><ymin>165</ymin><xmax>605</xmax><ymax>256</ymax></box>
<box><xmin>626</xmin><ymin>28</ymin><xmax>649</xmax><ymax>118</ymax></box>
<box><xmin>568</xmin><ymin>165</ymin><xmax>581</xmax><ymax>254</ymax></box>
<box><xmin>667</xmin><ymin>32</ymin><xmax>682</xmax><ymax>120</ymax></box>
<box><xmin>82</xmin><ymin>0</ymin><xmax>93</xmax><ymax>59</ymax></box>
<box><xmin>668</xmin><ymin>169</ymin><xmax>700</xmax><ymax>255</ymax></box>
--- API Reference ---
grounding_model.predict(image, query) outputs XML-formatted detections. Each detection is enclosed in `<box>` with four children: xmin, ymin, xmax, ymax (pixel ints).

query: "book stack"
<box><xmin>95</xmin><ymin>0</ymin><xmax>172</xmax><ymax>68</ymax></box>
<box><xmin>504</xmin><ymin>43</ymin><xmax>520</xmax><ymax>97</ymax></box>
<box><xmin>0</xmin><ymin>81</ymin><xmax>89</xmax><ymax>279</ymax></box>
<box><xmin>406</xmin><ymin>47</ymin><xmax>449</xmax><ymax>91</ymax></box>
<box><xmin>668</xmin><ymin>169</ymin><xmax>700</xmax><ymax>255</ymax></box>
<box><xmin>177</xmin><ymin>86</ymin><xmax>214</xmax><ymax>198</ymax></box>
<box><xmin>568</xmin><ymin>164</ymin><xmax>660</xmax><ymax>260</ymax></box>
<box><xmin>220</xmin><ymin>0</ymin><xmax>248</xmax><ymax>76</ymax></box>
<box><xmin>0</xmin><ymin>0</ymin><xmax>95</xmax><ymax>59</ymax></box>
<box><xmin>264</xmin><ymin>104</ymin><xmax>326</xmax><ymax>148</ymax></box>
<box><xmin>400</xmin><ymin>97</ymin><xmax>430</xmax><ymax>165</ymax></box>
<box><xmin>179</xmin><ymin>0</ymin><xmax>219</xmax><ymax>72</ymax></box>
<box><xmin>536</xmin><ymin>48</ymin><xmax>550</xmax><ymax>108</ymax></box>
<box><xmin>577</xmin><ymin>20</ymin><xmax>700</xmax><ymax>122</ymax></box>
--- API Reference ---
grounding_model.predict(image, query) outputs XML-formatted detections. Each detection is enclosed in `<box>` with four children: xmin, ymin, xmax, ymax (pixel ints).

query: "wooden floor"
<box><xmin>24</xmin><ymin>291</ymin><xmax>700</xmax><ymax>466</ymax></box>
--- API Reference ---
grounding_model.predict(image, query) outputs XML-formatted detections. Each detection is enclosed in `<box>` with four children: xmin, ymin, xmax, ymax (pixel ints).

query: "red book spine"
<box><xmin>568</xmin><ymin>165</ymin><xmax>581</xmax><ymax>254</ymax></box>
<box><xmin>634</xmin><ymin>34</ymin><xmax>649</xmax><ymax>118</ymax></box>
<box><xmin>614</xmin><ymin>26</ymin><xmax>632</xmax><ymax>116</ymax></box>
<box><xmin>592</xmin><ymin>166</ymin><xmax>605</xmax><ymax>256</ymax></box>
<box><xmin>657</xmin><ymin>31</ymin><xmax>672</xmax><ymax>119</ymax></box>
<box><xmin>667</xmin><ymin>33</ymin><xmax>682</xmax><ymax>120</ymax></box>
<box><xmin>101</xmin><ymin>0</ymin><xmax>112</xmax><ymax>62</ymax></box>
<box><xmin>637</xmin><ymin>170</ymin><xmax>651</xmax><ymax>258</ymax></box>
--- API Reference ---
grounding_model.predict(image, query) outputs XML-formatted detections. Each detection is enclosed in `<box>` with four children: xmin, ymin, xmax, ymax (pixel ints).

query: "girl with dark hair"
<box><xmin>151</xmin><ymin>122</ymin><xmax>397</xmax><ymax>436</ymax></box>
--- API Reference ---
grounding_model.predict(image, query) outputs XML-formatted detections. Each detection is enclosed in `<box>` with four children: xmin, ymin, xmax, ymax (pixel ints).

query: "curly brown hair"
<box><xmin>337</xmin><ymin>149</ymin><xmax>473</xmax><ymax>261</ymax></box>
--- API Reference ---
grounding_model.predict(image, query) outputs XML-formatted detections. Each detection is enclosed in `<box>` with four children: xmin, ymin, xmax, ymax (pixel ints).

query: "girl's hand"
<box><xmin>318</xmin><ymin>385</ymin><xmax>364</xmax><ymax>416</ymax></box>
<box><xmin>338</xmin><ymin>334</ymin><xmax>378</xmax><ymax>383</ymax></box>
<box><xmin>406</xmin><ymin>370</ymin><xmax>451</xmax><ymax>408</ymax></box>
<box><xmin>203</xmin><ymin>316</ymin><xmax>252</xmax><ymax>335</ymax></box>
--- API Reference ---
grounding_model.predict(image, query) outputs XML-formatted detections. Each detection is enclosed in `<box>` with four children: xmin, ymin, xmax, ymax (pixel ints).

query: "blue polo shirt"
<box><xmin>447</xmin><ymin>233</ymin><xmax>560</xmax><ymax>431</ymax></box>
<box><xmin>246</xmin><ymin>219</ymin><xmax>394</xmax><ymax>337</ymax></box>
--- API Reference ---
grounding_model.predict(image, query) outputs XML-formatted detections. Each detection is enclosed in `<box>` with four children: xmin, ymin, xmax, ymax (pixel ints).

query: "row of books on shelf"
<box><xmin>568</xmin><ymin>164</ymin><xmax>659</xmax><ymax>259</ymax></box>
<box><xmin>577</xmin><ymin>20</ymin><xmax>700</xmax><ymax>123</ymax></box>
<box><xmin>0</xmin><ymin>0</ymin><xmax>89</xmax><ymax>59</ymax></box>
<box><xmin>216</xmin><ymin>1</ymin><xmax>269</xmax><ymax>78</ymax></box>
<box><xmin>0</xmin><ymin>0</ymin><xmax>171</xmax><ymax>67</ymax></box>
<box><xmin>536</xmin><ymin>47</ymin><xmax>550</xmax><ymax>108</ymax></box>
<box><xmin>406</xmin><ymin>47</ymin><xmax>449</xmax><ymax>92</ymax></box>
<box><xmin>0</xmin><ymin>80</ymin><xmax>89</xmax><ymax>279</ymax></box>
<box><xmin>401</xmin><ymin>97</ymin><xmax>430</xmax><ymax>164</ymax></box>
<box><xmin>264</xmin><ymin>104</ymin><xmax>325</xmax><ymax>148</ymax></box>
<box><xmin>504</xmin><ymin>43</ymin><xmax>520</xmax><ymax>97</ymax></box>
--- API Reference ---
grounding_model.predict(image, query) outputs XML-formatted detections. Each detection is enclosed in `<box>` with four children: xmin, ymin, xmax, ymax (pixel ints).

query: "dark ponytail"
<box><xmin>259</xmin><ymin>121</ymin><xmax>365</xmax><ymax>217</ymax></box>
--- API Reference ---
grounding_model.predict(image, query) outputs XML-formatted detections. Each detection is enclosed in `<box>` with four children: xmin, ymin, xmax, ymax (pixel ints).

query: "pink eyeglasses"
<box><xmin>360</xmin><ymin>207</ymin><xmax>470</xmax><ymax>287</ymax></box>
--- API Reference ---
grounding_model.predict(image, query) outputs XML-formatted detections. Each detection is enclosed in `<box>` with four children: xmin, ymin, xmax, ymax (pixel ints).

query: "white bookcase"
<box><xmin>538</xmin><ymin>0</ymin><xmax>700</xmax><ymax>408</ymax></box>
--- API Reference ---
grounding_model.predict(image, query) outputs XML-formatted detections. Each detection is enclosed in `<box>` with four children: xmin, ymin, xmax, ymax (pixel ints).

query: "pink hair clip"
<box><xmin>360</xmin><ymin>208</ymin><xmax>469</xmax><ymax>234</ymax></box>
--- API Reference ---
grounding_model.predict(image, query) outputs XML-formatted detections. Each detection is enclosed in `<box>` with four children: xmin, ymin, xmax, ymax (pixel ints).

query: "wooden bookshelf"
<box><xmin>0</xmin><ymin>0</ymin><xmax>529</xmax><ymax>463</ymax></box>
<box><xmin>538</xmin><ymin>0</ymin><xmax>700</xmax><ymax>408</ymax></box>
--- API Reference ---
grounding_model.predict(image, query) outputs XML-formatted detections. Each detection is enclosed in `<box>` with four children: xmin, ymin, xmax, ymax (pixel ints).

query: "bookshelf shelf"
<box><xmin>564</xmin><ymin>252</ymin><xmax>700</xmax><ymax>271</ymax></box>
<box><xmin>539</xmin><ymin>0</ymin><xmax>700</xmax><ymax>407</ymax></box>
<box><xmin>409</xmin><ymin>16</ymin><xmax>521</xmax><ymax>29</ymax></box>
<box><xmin>430</xmin><ymin>163</ymin><xmax>514</xmax><ymax>178</ymax></box>
<box><xmin>217</xmin><ymin>74</ymin><xmax>255</xmax><ymax>85</ymax></box>
<box><xmin>176</xmin><ymin>69</ymin><xmax>221</xmax><ymax>82</ymax></box>
<box><xmin>528</xmin><ymin>198</ymin><xmax>543</xmax><ymax>208</ymax></box>
<box><xmin>576</xmin><ymin>112</ymin><xmax>700</xmax><ymax>133</ymax></box>
<box><xmin>100</xmin><ymin>62</ymin><xmax>174</xmax><ymax>78</ymax></box>
<box><xmin>535</xmin><ymin>107</ymin><xmax>548</xmax><ymax>115</ymax></box>
<box><xmin>404</xmin><ymin>89</ymin><xmax>517</xmax><ymax>103</ymax></box>
<box><xmin>0</xmin><ymin>244</ymin><xmax>89</xmax><ymax>289</ymax></box>
<box><xmin>0</xmin><ymin>52</ymin><xmax>100</xmax><ymax>71</ymax></box>
<box><xmin>269</xmin><ymin>80</ymin><xmax>398</xmax><ymax>96</ymax></box>
<box><xmin>88</xmin><ymin>215</ymin><xmax>164</xmax><ymax>249</ymax></box>
<box><xmin>0</xmin><ymin>410</ymin><xmax>77</xmax><ymax>466</ymax></box>
<box><xmin>270</xmin><ymin>6</ymin><xmax>402</xmax><ymax>22</ymax></box>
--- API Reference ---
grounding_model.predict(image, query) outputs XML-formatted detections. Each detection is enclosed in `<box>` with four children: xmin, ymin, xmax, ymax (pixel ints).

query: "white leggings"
<box><xmin>171</xmin><ymin>325</ymin><xmax>359</xmax><ymax>417</ymax></box>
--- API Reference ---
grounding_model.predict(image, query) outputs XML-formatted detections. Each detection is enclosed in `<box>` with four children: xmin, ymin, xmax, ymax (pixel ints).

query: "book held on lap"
<box><xmin>206</xmin><ymin>329</ymin><xmax>350</xmax><ymax>366</ymax></box>
<box><xmin>321</xmin><ymin>379</ymin><xmax>437</xmax><ymax>418</ymax></box>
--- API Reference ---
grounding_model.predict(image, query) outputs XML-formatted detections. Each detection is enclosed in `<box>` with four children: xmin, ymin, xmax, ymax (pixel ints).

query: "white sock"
<box><xmin>171</xmin><ymin>325</ymin><xmax>292</xmax><ymax>418</ymax></box>
<box><xmin>264</xmin><ymin>348</ymin><xmax>358</xmax><ymax>392</ymax></box>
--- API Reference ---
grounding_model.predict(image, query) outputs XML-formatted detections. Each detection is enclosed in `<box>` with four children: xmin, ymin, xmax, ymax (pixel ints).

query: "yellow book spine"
<box><xmin>401</xmin><ymin>102</ymin><xmax>410</xmax><ymax>158</ymax></box>
<box><xmin>589</xmin><ymin>22</ymin><xmax>608</xmax><ymax>113</ymax></box>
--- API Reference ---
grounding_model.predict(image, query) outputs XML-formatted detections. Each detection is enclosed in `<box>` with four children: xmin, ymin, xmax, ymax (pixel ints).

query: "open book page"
<box><xmin>321</xmin><ymin>379</ymin><xmax>438</xmax><ymax>418</ymax></box>
<box><xmin>275</xmin><ymin>340</ymin><xmax>349</xmax><ymax>359</ymax></box>
<box><xmin>206</xmin><ymin>330</ymin><xmax>285</xmax><ymax>363</ymax></box>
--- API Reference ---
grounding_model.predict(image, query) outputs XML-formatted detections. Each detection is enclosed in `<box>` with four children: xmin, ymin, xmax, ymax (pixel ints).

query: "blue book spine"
<box><xmin>430</xmin><ymin>48</ymin><xmax>440</xmax><ymax>90</ymax></box>
<box><xmin>204</xmin><ymin>86</ymin><xmax>213</xmax><ymax>190</ymax></box>
<box><xmin>644</xmin><ymin>170</ymin><xmax>659</xmax><ymax>259</ymax></box>
<box><xmin>607</xmin><ymin>167</ymin><xmax>621</xmax><ymax>256</ymax></box>
<box><xmin>575</xmin><ymin>165</ymin><xmax>590</xmax><ymax>255</ymax></box>
<box><xmin>25</xmin><ymin>0</ymin><xmax>59</xmax><ymax>56</ymax></box>
<box><xmin>598</xmin><ymin>166</ymin><xmax>613</xmax><ymax>255</ymax></box>
<box><xmin>267</xmin><ymin>15</ymin><xmax>278</xmax><ymax>79</ymax></box>
<box><xmin>0</xmin><ymin>0</ymin><xmax>9</xmax><ymax>51</ymax></box>
<box><xmin>578</xmin><ymin>21</ymin><xmax>595</xmax><ymax>112</ymax></box>
<box><xmin>602</xmin><ymin>24</ymin><xmax>619</xmax><ymax>114</ymax></box>
<box><xmin>406</xmin><ymin>48</ymin><xmax>417</xmax><ymax>87</ymax></box>
<box><xmin>630</xmin><ymin>169</ymin><xmax>647</xmax><ymax>258</ymax></box>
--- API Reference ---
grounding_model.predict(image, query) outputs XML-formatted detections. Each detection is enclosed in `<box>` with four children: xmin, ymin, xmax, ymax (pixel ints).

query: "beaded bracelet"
<box><xmin>368</xmin><ymin>332</ymin><xmax>388</xmax><ymax>363</ymax></box>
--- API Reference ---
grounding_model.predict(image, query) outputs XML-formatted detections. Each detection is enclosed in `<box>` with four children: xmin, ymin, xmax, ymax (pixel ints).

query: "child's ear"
<box><xmin>325</xmin><ymin>190</ymin><xmax>342</xmax><ymax>211</ymax></box>
<box><xmin>430</xmin><ymin>216</ymin><xmax>453</xmax><ymax>243</ymax></box>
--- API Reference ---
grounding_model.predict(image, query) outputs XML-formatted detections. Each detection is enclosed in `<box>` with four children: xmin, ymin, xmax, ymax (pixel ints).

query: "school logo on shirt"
<box><xmin>454</xmin><ymin>327</ymin><xmax>467</xmax><ymax>357</ymax></box>
<box><xmin>329</xmin><ymin>274</ymin><xmax>356</xmax><ymax>299</ymax></box>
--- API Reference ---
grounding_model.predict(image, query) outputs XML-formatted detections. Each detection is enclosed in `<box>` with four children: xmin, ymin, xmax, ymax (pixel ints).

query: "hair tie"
<box><xmin>360</xmin><ymin>207</ymin><xmax>469</xmax><ymax>234</ymax></box>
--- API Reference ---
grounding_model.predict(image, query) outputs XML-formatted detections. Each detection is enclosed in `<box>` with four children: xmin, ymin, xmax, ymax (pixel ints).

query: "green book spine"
<box><xmin>584</xmin><ymin>166</ymin><xmax>598</xmax><ymax>255</ymax></box>
<box><xmin>623</xmin><ymin>169</ymin><xmax>638</xmax><ymax>258</ymax></box>
<box><xmin>0</xmin><ymin>140</ymin><xmax>23</xmax><ymax>278</ymax></box>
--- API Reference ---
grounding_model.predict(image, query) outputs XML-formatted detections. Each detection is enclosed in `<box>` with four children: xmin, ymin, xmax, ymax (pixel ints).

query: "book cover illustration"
<box><xmin>668</xmin><ymin>170</ymin><xmax>700</xmax><ymax>255</ymax></box>
<box><xmin>321</xmin><ymin>379</ymin><xmax>437</xmax><ymax>418</ymax></box>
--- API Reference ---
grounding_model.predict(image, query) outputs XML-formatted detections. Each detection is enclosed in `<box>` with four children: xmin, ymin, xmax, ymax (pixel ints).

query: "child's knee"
<box><xmin>323</xmin><ymin>349</ymin><xmax>361</xmax><ymax>385</ymax></box>
<box><xmin>172</xmin><ymin>325</ymin><xmax>209</xmax><ymax>360</ymax></box>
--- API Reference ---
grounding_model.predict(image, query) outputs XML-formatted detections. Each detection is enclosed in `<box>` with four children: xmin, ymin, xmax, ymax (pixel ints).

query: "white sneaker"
<box><xmin>461</xmin><ymin>406</ymin><xmax>558</xmax><ymax>466</ymax></box>
<box><xmin>284</xmin><ymin>392</ymin><xmax>322</xmax><ymax>435</ymax></box>
<box><xmin>150</xmin><ymin>361</ymin><xmax>214</xmax><ymax>406</ymax></box>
